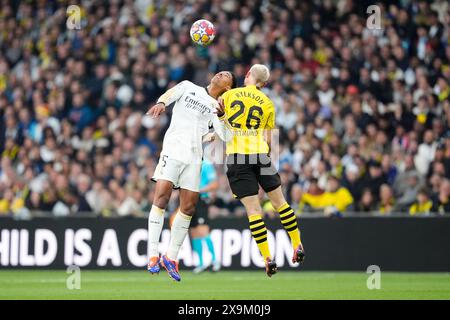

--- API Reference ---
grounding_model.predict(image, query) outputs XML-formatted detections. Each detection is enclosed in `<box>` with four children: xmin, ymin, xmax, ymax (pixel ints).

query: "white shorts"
<box><xmin>151</xmin><ymin>154</ymin><xmax>201</xmax><ymax>192</ymax></box>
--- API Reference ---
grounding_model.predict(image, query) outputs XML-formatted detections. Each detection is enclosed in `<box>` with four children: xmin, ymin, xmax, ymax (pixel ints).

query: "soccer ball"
<box><xmin>190</xmin><ymin>19</ymin><xmax>216</xmax><ymax>46</ymax></box>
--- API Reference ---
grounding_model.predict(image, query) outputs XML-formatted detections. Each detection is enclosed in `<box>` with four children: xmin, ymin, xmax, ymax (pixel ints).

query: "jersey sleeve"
<box><xmin>157</xmin><ymin>80</ymin><xmax>188</xmax><ymax>106</ymax></box>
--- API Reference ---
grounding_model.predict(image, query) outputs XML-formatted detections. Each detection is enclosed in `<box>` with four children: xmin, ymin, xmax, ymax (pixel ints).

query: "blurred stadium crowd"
<box><xmin>0</xmin><ymin>0</ymin><xmax>450</xmax><ymax>218</ymax></box>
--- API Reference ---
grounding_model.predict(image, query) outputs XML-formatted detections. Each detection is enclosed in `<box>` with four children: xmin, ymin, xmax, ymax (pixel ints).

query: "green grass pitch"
<box><xmin>0</xmin><ymin>270</ymin><xmax>449</xmax><ymax>300</ymax></box>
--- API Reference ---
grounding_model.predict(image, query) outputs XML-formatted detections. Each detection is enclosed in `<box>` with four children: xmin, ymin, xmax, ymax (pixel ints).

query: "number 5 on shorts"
<box><xmin>161</xmin><ymin>155</ymin><xmax>168</xmax><ymax>167</ymax></box>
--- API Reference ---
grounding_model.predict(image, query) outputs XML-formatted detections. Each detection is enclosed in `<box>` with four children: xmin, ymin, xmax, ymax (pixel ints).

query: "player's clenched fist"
<box><xmin>146</xmin><ymin>102</ymin><xmax>166</xmax><ymax>118</ymax></box>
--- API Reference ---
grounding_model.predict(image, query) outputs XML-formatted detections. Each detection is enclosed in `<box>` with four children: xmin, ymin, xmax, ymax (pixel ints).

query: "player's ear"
<box><xmin>257</xmin><ymin>81</ymin><xmax>267</xmax><ymax>89</ymax></box>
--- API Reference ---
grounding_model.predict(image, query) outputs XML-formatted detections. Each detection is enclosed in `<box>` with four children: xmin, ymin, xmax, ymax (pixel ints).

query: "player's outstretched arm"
<box><xmin>146</xmin><ymin>102</ymin><xmax>166</xmax><ymax>118</ymax></box>
<box><xmin>145</xmin><ymin>80</ymin><xmax>188</xmax><ymax>118</ymax></box>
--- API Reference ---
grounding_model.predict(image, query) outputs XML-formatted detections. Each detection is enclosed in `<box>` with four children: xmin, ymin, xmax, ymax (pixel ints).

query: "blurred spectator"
<box><xmin>341</xmin><ymin>163</ymin><xmax>363</xmax><ymax>203</ymax></box>
<box><xmin>289</xmin><ymin>184</ymin><xmax>303</xmax><ymax>215</ymax></box>
<box><xmin>431</xmin><ymin>179</ymin><xmax>450</xmax><ymax>214</ymax></box>
<box><xmin>414</xmin><ymin>129</ymin><xmax>438</xmax><ymax>175</ymax></box>
<box><xmin>409</xmin><ymin>188</ymin><xmax>433</xmax><ymax>216</ymax></box>
<box><xmin>74</xmin><ymin>174</ymin><xmax>93</xmax><ymax>213</ymax></box>
<box><xmin>378</xmin><ymin>184</ymin><xmax>395</xmax><ymax>215</ymax></box>
<box><xmin>362</xmin><ymin>161</ymin><xmax>387</xmax><ymax>202</ymax></box>
<box><xmin>393</xmin><ymin>154</ymin><xmax>421</xmax><ymax>194</ymax></box>
<box><xmin>0</xmin><ymin>189</ymin><xmax>14</xmax><ymax>215</ymax></box>
<box><xmin>395</xmin><ymin>173</ymin><xmax>424</xmax><ymax>211</ymax></box>
<box><xmin>357</xmin><ymin>188</ymin><xmax>377</xmax><ymax>213</ymax></box>
<box><xmin>300</xmin><ymin>175</ymin><xmax>353</xmax><ymax>215</ymax></box>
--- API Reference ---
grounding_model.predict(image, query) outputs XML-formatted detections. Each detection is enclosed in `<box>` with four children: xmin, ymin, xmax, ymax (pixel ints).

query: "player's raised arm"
<box><xmin>145</xmin><ymin>80</ymin><xmax>188</xmax><ymax>118</ymax></box>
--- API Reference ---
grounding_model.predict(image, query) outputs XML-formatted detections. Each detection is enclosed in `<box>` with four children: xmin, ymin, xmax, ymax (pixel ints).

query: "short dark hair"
<box><xmin>328</xmin><ymin>174</ymin><xmax>339</xmax><ymax>182</ymax></box>
<box><xmin>230</xmin><ymin>72</ymin><xmax>237</xmax><ymax>89</ymax></box>
<box><xmin>418</xmin><ymin>187</ymin><xmax>430</xmax><ymax>197</ymax></box>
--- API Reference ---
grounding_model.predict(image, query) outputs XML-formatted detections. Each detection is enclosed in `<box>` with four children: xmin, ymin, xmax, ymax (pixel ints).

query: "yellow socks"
<box><xmin>248</xmin><ymin>214</ymin><xmax>271</xmax><ymax>260</ymax></box>
<box><xmin>277</xmin><ymin>203</ymin><xmax>301</xmax><ymax>249</ymax></box>
<box><xmin>248</xmin><ymin>204</ymin><xmax>301</xmax><ymax>260</ymax></box>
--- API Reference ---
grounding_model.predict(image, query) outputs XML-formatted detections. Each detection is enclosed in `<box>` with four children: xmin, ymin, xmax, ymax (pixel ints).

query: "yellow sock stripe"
<box><xmin>249</xmin><ymin>221</ymin><xmax>265</xmax><ymax>229</ymax></box>
<box><xmin>284</xmin><ymin>219</ymin><xmax>298</xmax><ymax>227</ymax></box>
<box><xmin>253</xmin><ymin>233</ymin><xmax>268</xmax><ymax>241</ymax></box>
<box><xmin>280</xmin><ymin>209</ymin><xmax>294</xmax><ymax>219</ymax></box>
<box><xmin>285</xmin><ymin>222</ymin><xmax>298</xmax><ymax>232</ymax></box>
<box><xmin>248</xmin><ymin>214</ymin><xmax>263</xmax><ymax>222</ymax></box>
<box><xmin>255</xmin><ymin>235</ymin><xmax>268</xmax><ymax>243</ymax></box>
<box><xmin>277</xmin><ymin>203</ymin><xmax>290</xmax><ymax>212</ymax></box>
<box><xmin>252</xmin><ymin>229</ymin><xmax>267</xmax><ymax>238</ymax></box>
<box><xmin>281</xmin><ymin>214</ymin><xmax>297</xmax><ymax>225</ymax></box>
<box><xmin>250</xmin><ymin>225</ymin><xmax>266</xmax><ymax>235</ymax></box>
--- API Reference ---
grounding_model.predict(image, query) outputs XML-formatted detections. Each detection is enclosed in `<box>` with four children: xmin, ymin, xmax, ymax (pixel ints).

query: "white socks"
<box><xmin>147</xmin><ymin>205</ymin><xmax>165</xmax><ymax>258</ymax></box>
<box><xmin>167</xmin><ymin>210</ymin><xmax>192</xmax><ymax>261</ymax></box>
<box><xmin>148</xmin><ymin>206</ymin><xmax>192</xmax><ymax>262</ymax></box>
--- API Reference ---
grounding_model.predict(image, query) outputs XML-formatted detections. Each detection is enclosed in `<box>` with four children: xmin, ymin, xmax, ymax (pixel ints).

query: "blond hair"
<box><xmin>249</xmin><ymin>64</ymin><xmax>270</xmax><ymax>88</ymax></box>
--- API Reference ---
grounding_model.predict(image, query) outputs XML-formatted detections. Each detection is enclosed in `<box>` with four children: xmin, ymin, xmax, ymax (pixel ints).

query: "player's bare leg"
<box><xmin>267</xmin><ymin>186</ymin><xmax>305</xmax><ymax>264</ymax></box>
<box><xmin>240</xmin><ymin>195</ymin><xmax>277</xmax><ymax>277</ymax></box>
<box><xmin>147</xmin><ymin>179</ymin><xmax>174</xmax><ymax>274</ymax></box>
<box><xmin>161</xmin><ymin>188</ymin><xmax>198</xmax><ymax>281</ymax></box>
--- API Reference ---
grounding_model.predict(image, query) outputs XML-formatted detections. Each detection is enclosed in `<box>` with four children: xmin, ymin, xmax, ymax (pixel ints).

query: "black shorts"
<box><xmin>190</xmin><ymin>198</ymin><xmax>210</xmax><ymax>228</ymax></box>
<box><xmin>226</xmin><ymin>154</ymin><xmax>281</xmax><ymax>199</ymax></box>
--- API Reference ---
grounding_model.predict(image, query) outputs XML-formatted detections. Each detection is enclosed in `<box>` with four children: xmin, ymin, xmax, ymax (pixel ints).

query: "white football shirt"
<box><xmin>157</xmin><ymin>80</ymin><xmax>232</xmax><ymax>164</ymax></box>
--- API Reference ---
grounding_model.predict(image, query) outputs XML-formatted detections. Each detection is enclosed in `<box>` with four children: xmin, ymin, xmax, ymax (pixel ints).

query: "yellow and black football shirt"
<box><xmin>221</xmin><ymin>85</ymin><xmax>275</xmax><ymax>155</ymax></box>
